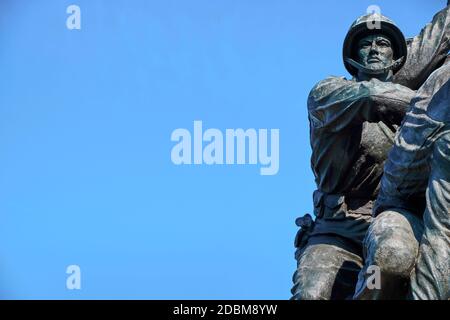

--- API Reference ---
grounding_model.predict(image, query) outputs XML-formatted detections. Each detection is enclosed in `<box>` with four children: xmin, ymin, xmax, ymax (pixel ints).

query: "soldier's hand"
<box><xmin>294</xmin><ymin>214</ymin><xmax>314</xmax><ymax>249</ymax></box>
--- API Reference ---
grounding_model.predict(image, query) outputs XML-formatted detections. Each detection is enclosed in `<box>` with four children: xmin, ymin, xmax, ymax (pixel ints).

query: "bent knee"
<box><xmin>373</xmin><ymin>237</ymin><xmax>418</xmax><ymax>277</ymax></box>
<box><xmin>366</xmin><ymin>211</ymin><xmax>420</xmax><ymax>277</ymax></box>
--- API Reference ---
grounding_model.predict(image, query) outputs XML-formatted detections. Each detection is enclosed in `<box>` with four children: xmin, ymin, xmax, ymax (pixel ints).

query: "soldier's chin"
<box><xmin>366</xmin><ymin>61</ymin><xmax>385</xmax><ymax>70</ymax></box>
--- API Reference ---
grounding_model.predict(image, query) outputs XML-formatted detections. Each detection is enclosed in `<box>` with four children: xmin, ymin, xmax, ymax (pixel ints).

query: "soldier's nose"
<box><xmin>369</xmin><ymin>46</ymin><xmax>379</xmax><ymax>54</ymax></box>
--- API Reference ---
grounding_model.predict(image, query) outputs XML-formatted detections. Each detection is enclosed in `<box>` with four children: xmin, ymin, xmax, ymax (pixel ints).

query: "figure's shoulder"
<box><xmin>309</xmin><ymin>76</ymin><xmax>350</xmax><ymax>96</ymax></box>
<box><xmin>308</xmin><ymin>76</ymin><xmax>352</xmax><ymax>108</ymax></box>
<box><xmin>312</xmin><ymin>75</ymin><xmax>348</xmax><ymax>87</ymax></box>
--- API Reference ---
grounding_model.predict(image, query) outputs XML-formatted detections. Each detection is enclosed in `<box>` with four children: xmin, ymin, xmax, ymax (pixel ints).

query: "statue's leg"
<box><xmin>353</xmin><ymin>210</ymin><xmax>424</xmax><ymax>300</ymax></box>
<box><xmin>410</xmin><ymin>131</ymin><xmax>450</xmax><ymax>300</ymax></box>
<box><xmin>291</xmin><ymin>236</ymin><xmax>363</xmax><ymax>300</ymax></box>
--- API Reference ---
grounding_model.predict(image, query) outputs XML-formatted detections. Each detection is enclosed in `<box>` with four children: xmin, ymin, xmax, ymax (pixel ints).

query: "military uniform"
<box><xmin>292</xmin><ymin>6</ymin><xmax>450</xmax><ymax>300</ymax></box>
<box><xmin>354</xmin><ymin>62</ymin><xmax>450</xmax><ymax>300</ymax></box>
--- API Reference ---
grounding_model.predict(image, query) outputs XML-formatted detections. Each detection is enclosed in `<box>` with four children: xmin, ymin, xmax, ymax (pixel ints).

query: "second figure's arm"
<box><xmin>394</xmin><ymin>4</ymin><xmax>450</xmax><ymax>89</ymax></box>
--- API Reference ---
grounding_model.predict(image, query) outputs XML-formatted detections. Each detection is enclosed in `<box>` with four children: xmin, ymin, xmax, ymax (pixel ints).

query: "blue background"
<box><xmin>0</xmin><ymin>0</ymin><xmax>445</xmax><ymax>299</ymax></box>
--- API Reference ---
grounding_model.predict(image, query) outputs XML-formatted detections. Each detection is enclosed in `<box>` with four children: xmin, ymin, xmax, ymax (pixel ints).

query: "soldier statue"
<box><xmin>292</xmin><ymin>4</ymin><xmax>450</xmax><ymax>300</ymax></box>
<box><xmin>354</xmin><ymin>58</ymin><xmax>450</xmax><ymax>300</ymax></box>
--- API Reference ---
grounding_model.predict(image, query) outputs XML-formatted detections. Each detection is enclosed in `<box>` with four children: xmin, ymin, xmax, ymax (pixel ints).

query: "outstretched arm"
<box><xmin>308</xmin><ymin>77</ymin><xmax>416</xmax><ymax>133</ymax></box>
<box><xmin>394</xmin><ymin>4</ymin><xmax>450</xmax><ymax>89</ymax></box>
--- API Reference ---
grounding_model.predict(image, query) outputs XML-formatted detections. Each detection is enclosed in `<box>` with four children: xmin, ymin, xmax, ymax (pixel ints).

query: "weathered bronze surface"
<box><xmin>292</xmin><ymin>4</ymin><xmax>450</xmax><ymax>300</ymax></box>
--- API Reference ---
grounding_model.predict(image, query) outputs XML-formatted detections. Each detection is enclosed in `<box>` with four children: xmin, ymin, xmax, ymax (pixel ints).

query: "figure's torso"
<box><xmin>310</xmin><ymin>120</ymin><xmax>397</xmax><ymax>198</ymax></box>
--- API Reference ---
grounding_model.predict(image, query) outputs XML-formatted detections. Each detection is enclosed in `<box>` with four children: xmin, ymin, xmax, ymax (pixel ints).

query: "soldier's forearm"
<box><xmin>365</xmin><ymin>81</ymin><xmax>416</xmax><ymax>125</ymax></box>
<box><xmin>308</xmin><ymin>77</ymin><xmax>415</xmax><ymax>131</ymax></box>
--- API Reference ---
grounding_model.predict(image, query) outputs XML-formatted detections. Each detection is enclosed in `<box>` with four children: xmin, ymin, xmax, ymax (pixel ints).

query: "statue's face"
<box><xmin>357</xmin><ymin>34</ymin><xmax>394</xmax><ymax>71</ymax></box>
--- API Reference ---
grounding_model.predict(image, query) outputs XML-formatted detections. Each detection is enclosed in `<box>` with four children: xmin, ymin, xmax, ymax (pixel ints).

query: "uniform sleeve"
<box><xmin>308</xmin><ymin>77</ymin><xmax>416</xmax><ymax>133</ymax></box>
<box><xmin>394</xmin><ymin>5</ymin><xmax>450</xmax><ymax>89</ymax></box>
<box><xmin>374</xmin><ymin>64</ymin><xmax>450</xmax><ymax>216</ymax></box>
<box><xmin>373</xmin><ymin>106</ymin><xmax>437</xmax><ymax>216</ymax></box>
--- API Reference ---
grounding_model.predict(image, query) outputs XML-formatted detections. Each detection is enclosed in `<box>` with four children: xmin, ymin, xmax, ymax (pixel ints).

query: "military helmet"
<box><xmin>343</xmin><ymin>13</ymin><xmax>407</xmax><ymax>76</ymax></box>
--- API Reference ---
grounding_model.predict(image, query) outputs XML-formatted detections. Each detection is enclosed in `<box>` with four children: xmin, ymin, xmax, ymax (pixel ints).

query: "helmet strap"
<box><xmin>345</xmin><ymin>56</ymin><xmax>405</xmax><ymax>76</ymax></box>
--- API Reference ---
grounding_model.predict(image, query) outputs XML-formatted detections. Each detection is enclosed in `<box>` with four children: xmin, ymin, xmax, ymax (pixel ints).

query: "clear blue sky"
<box><xmin>0</xmin><ymin>0</ymin><xmax>445</xmax><ymax>299</ymax></box>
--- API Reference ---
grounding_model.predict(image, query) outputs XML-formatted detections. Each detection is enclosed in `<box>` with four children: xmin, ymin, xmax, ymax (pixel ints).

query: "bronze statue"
<box><xmin>292</xmin><ymin>4</ymin><xmax>450</xmax><ymax>300</ymax></box>
<box><xmin>354</xmin><ymin>61</ymin><xmax>450</xmax><ymax>300</ymax></box>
